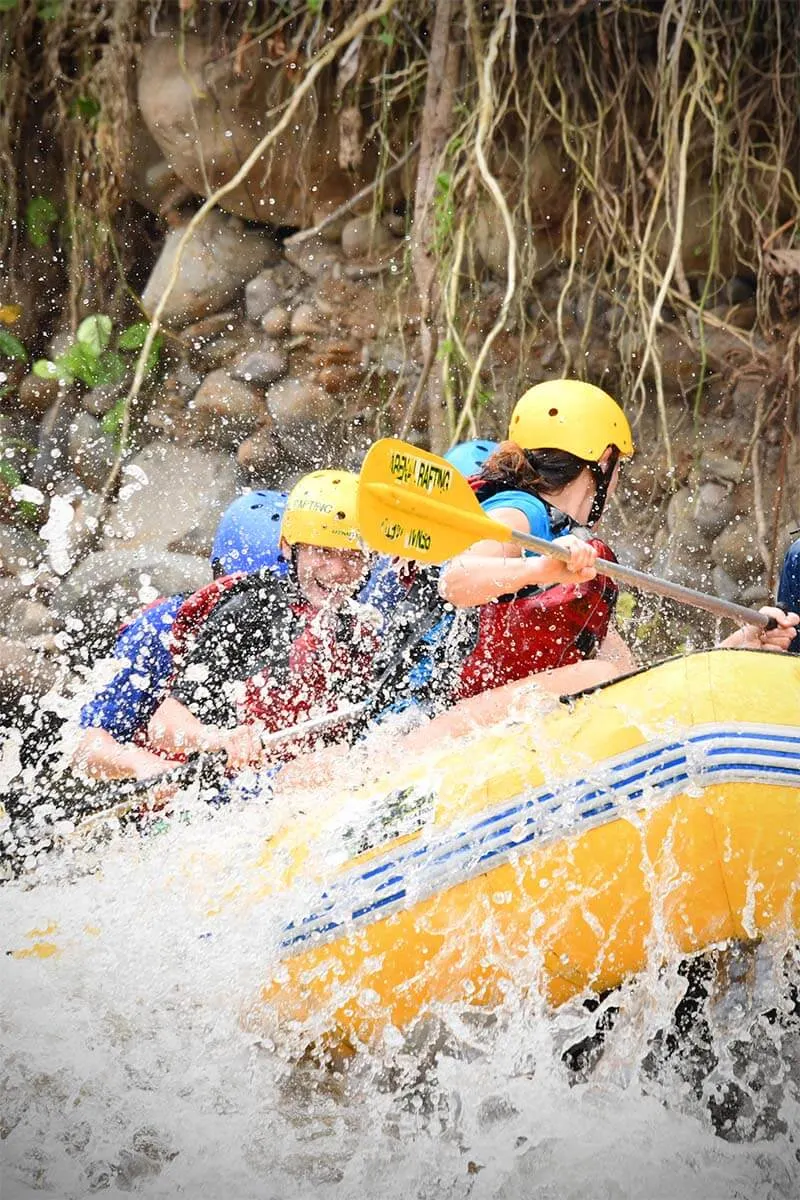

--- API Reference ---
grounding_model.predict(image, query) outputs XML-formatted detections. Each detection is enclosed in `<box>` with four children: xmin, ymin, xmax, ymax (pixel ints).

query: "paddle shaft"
<box><xmin>508</xmin><ymin>527</ymin><xmax>775</xmax><ymax>630</ymax></box>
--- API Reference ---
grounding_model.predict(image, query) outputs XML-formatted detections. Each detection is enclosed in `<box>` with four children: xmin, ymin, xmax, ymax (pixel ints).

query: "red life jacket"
<box><xmin>168</xmin><ymin>571</ymin><xmax>379</xmax><ymax>755</ymax></box>
<box><xmin>454</xmin><ymin>537</ymin><xmax>619</xmax><ymax>702</ymax></box>
<box><xmin>168</xmin><ymin>573</ymin><xmax>245</xmax><ymax>665</ymax></box>
<box><xmin>241</xmin><ymin>600</ymin><xmax>379</xmax><ymax>753</ymax></box>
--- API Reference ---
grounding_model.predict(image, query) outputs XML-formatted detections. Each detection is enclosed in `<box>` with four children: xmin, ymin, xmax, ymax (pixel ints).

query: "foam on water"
<box><xmin>3</xmin><ymin>772</ymin><xmax>800</xmax><ymax>1199</ymax></box>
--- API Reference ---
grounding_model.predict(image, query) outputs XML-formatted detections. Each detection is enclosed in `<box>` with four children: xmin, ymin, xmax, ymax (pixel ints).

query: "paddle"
<box><xmin>358</xmin><ymin>437</ymin><xmax>778</xmax><ymax>631</ymax></box>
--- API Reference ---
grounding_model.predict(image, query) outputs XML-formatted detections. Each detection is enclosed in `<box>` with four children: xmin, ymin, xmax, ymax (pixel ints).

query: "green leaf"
<box><xmin>59</xmin><ymin>342</ymin><xmax>102</xmax><ymax>386</ymax></box>
<box><xmin>143</xmin><ymin>334</ymin><xmax>164</xmax><ymax>376</ymax></box>
<box><xmin>0</xmin><ymin>329</ymin><xmax>27</xmax><ymax>360</ymax></box>
<box><xmin>0</xmin><ymin>0</ymin><xmax>19</xmax><ymax>11</ymax></box>
<box><xmin>25</xmin><ymin>196</ymin><xmax>59</xmax><ymax>248</ymax></box>
<box><xmin>37</xmin><ymin>0</ymin><xmax>62</xmax><ymax>18</ymax></box>
<box><xmin>100</xmin><ymin>394</ymin><xmax>127</xmax><ymax>440</ymax></box>
<box><xmin>33</xmin><ymin>358</ymin><xmax>67</xmax><ymax>382</ymax></box>
<box><xmin>71</xmin><ymin>95</ymin><xmax>101</xmax><ymax>121</ymax></box>
<box><xmin>0</xmin><ymin>460</ymin><xmax>21</xmax><ymax>488</ymax></box>
<box><xmin>118</xmin><ymin>321</ymin><xmax>150</xmax><ymax>350</ymax></box>
<box><xmin>93</xmin><ymin>351</ymin><xmax>127</xmax><ymax>388</ymax></box>
<box><xmin>76</xmin><ymin>313</ymin><xmax>112</xmax><ymax>356</ymax></box>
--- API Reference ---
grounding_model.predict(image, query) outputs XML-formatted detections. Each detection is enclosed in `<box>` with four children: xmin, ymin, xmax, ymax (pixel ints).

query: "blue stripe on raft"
<box><xmin>278</xmin><ymin>728</ymin><xmax>800</xmax><ymax>951</ymax></box>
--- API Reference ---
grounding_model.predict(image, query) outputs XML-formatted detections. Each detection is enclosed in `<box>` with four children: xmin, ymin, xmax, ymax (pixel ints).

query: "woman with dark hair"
<box><xmin>439</xmin><ymin>380</ymin><xmax>794</xmax><ymax>705</ymax></box>
<box><xmin>437</xmin><ymin>379</ymin><xmax>636</xmax><ymax>700</ymax></box>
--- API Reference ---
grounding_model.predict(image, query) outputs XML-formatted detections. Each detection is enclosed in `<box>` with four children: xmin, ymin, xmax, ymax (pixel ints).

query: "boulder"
<box><xmin>49</xmin><ymin>548</ymin><xmax>212</xmax><ymax>639</ymax></box>
<box><xmin>692</xmin><ymin>481</ymin><xmax>736</xmax><ymax>537</ymax></box>
<box><xmin>261</xmin><ymin>306</ymin><xmax>292</xmax><ymax>338</ymax></box>
<box><xmin>189</xmin><ymin>370</ymin><xmax>265</xmax><ymax>449</ymax></box>
<box><xmin>265</xmin><ymin>377</ymin><xmax>338</xmax><ymax>461</ymax></box>
<box><xmin>16</xmin><ymin>372</ymin><xmax>60</xmax><ymax>416</ymax></box>
<box><xmin>245</xmin><ymin>270</ymin><xmax>286</xmax><ymax>322</ymax></box>
<box><xmin>121</xmin><ymin>112</ymin><xmax>184</xmax><ymax>215</ymax></box>
<box><xmin>710</xmin><ymin>517</ymin><xmax>765</xmax><ymax>590</ymax></box>
<box><xmin>3</xmin><ymin>598</ymin><xmax>55</xmax><ymax>639</ymax></box>
<box><xmin>67</xmin><ymin>412</ymin><xmax>116</xmax><ymax>492</ymax></box>
<box><xmin>141</xmin><ymin>209</ymin><xmax>280</xmax><ymax>329</ymax></box>
<box><xmin>0</xmin><ymin>524</ymin><xmax>44</xmax><ymax>577</ymax></box>
<box><xmin>236</xmin><ymin>424</ymin><xmax>283</xmax><ymax>481</ymax></box>
<box><xmin>283</xmin><ymin>236</ymin><xmax>344</xmax><ymax>280</ymax></box>
<box><xmin>231</xmin><ymin>348</ymin><xmax>288</xmax><ymax>387</ymax></box>
<box><xmin>289</xmin><ymin>303</ymin><xmax>327</xmax><ymax>337</ymax></box>
<box><xmin>102</xmin><ymin>442</ymin><xmax>238</xmax><ymax>556</ymax></box>
<box><xmin>0</xmin><ymin>636</ymin><xmax>59</xmax><ymax>710</ymax></box>
<box><xmin>137</xmin><ymin>33</ymin><xmax>384</xmax><ymax>227</ymax></box>
<box><xmin>340</xmin><ymin>215</ymin><xmax>394</xmax><ymax>260</ymax></box>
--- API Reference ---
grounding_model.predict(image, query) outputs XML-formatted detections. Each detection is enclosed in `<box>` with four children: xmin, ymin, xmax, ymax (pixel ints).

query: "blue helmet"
<box><xmin>444</xmin><ymin>438</ymin><xmax>499</xmax><ymax>478</ymax></box>
<box><xmin>211</xmin><ymin>490</ymin><xmax>289</xmax><ymax>576</ymax></box>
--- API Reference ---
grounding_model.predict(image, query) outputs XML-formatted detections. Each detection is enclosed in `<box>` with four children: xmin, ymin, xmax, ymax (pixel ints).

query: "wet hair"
<box><xmin>479</xmin><ymin>440</ymin><xmax>589</xmax><ymax>499</ymax></box>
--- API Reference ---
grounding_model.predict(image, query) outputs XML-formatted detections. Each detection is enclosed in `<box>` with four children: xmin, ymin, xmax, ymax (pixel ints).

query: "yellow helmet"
<box><xmin>280</xmin><ymin>470</ymin><xmax>364</xmax><ymax>553</ymax></box>
<box><xmin>508</xmin><ymin>380</ymin><xmax>634</xmax><ymax>461</ymax></box>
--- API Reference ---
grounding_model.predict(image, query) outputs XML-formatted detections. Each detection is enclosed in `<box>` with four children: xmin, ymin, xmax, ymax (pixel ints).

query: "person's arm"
<box><xmin>595</xmin><ymin>624</ymin><xmax>638</xmax><ymax>674</ymax></box>
<box><xmin>73</xmin><ymin>727</ymin><xmax>179</xmax><ymax>781</ymax></box>
<box><xmin>146</xmin><ymin>696</ymin><xmax>264</xmax><ymax>772</ymax></box>
<box><xmin>439</xmin><ymin>507</ymin><xmax>598</xmax><ymax>608</ymax></box>
<box><xmin>719</xmin><ymin>606</ymin><xmax>799</xmax><ymax>652</ymax></box>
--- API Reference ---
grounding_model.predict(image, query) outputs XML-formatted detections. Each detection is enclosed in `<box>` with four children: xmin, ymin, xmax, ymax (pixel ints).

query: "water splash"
<box><xmin>3</xmin><ymin>770</ymin><xmax>800</xmax><ymax>1198</ymax></box>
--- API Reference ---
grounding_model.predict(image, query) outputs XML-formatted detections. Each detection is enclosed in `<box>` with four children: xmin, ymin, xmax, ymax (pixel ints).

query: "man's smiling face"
<box><xmin>291</xmin><ymin>542</ymin><xmax>368</xmax><ymax>610</ymax></box>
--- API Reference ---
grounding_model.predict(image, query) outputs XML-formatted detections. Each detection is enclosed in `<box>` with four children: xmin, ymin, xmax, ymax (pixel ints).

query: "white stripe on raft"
<box><xmin>279</xmin><ymin>723</ymin><xmax>800</xmax><ymax>953</ymax></box>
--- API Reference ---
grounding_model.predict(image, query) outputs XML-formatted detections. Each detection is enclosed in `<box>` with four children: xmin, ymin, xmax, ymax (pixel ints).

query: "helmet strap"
<box><xmin>586</xmin><ymin>447</ymin><xmax>620</xmax><ymax>526</ymax></box>
<box><xmin>288</xmin><ymin>544</ymin><xmax>300</xmax><ymax>584</ymax></box>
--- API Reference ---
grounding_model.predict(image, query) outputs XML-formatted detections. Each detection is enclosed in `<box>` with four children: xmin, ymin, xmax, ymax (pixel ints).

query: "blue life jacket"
<box><xmin>777</xmin><ymin>539</ymin><xmax>800</xmax><ymax>655</ymax></box>
<box><xmin>79</xmin><ymin>595</ymin><xmax>184</xmax><ymax>740</ymax></box>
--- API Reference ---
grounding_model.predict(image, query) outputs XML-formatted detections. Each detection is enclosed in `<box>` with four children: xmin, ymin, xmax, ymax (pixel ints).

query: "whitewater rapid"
<box><xmin>2</xmin><ymin>778</ymin><xmax>799</xmax><ymax>1199</ymax></box>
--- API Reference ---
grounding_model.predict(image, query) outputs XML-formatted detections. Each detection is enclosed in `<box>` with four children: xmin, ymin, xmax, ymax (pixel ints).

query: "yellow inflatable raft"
<box><xmin>255</xmin><ymin>649</ymin><xmax>800</xmax><ymax>1044</ymax></box>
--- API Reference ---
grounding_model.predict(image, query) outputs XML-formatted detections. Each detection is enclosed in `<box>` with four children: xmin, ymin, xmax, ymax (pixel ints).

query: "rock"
<box><xmin>283</xmin><ymin>235</ymin><xmax>343</xmax><ymax>280</ymax></box>
<box><xmin>0</xmin><ymin>575</ymin><xmax>25</xmax><ymax>617</ymax></box>
<box><xmin>261</xmin><ymin>306</ymin><xmax>291</xmax><ymax>338</ymax></box>
<box><xmin>121</xmin><ymin>112</ymin><xmax>183</xmax><ymax>215</ymax></box>
<box><xmin>289</xmin><ymin>303</ymin><xmax>327</xmax><ymax>337</ymax></box>
<box><xmin>741</xmin><ymin>582</ymin><xmax>771</xmax><ymax>607</ymax></box>
<box><xmin>181</xmin><ymin>311</ymin><xmax>239</xmax><ymax>343</ymax></box>
<box><xmin>67</xmin><ymin>412</ymin><xmax>116</xmax><ymax>492</ymax></box>
<box><xmin>711</xmin><ymin>565</ymin><xmax>741</xmax><ymax>602</ymax></box>
<box><xmin>231</xmin><ymin>348</ymin><xmax>288</xmax><ymax>386</ymax></box>
<box><xmin>80</xmin><ymin>377</ymin><xmax>128</xmax><ymax>418</ymax></box>
<box><xmin>265</xmin><ymin>377</ymin><xmax>337</xmax><ymax>455</ymax></box>
<box><xmin>141</xmin><ymin>209</ymin><xmax>280</xmax><ymax>329</ymax></box>
<box><xmin>188</xmin><ymin>329</ymin><xmax>258</xmax><ymax>373</ymax></box>
<box><xmin>49</xmin><ymin>548</ymin><xmax>212</xmax><ymax>637</ymax></box>
<box><xmin>666</xmin><ymin>488</ymin><xmax>693</xmax><ymax>535</ymax></box>
<box><xmin>340</xmin><ymin>215</ymin><xmax>394</xmax><ymax>260</ymax></box>
<box><xmin>236</xmin><ymin>424</ymin><xmax>282</xmax><ymax>480</ymax></box>
<box><xmin>710</xmin><ymin>517</ymin><xmax>765</xmax><ymax>589</ymax></box>
<box><xmin>30</xmin><ymin>396</ymin><xmax>81</xmax><ymax>492</ymax></box>
<box><xmin>0</xmin><ymin>636</ymin><xmax>59</xmax><ymax>709</ymax></box>
<box><xmin>473</xmin><ymin>204</ymin><xmax>558</xmax><ymax>281</ymax></box>
<box><xmin>137</xmin><ymin>33</ymin><xmax>383</xmax><ymax>227</ymax></box>
<box><xmin>102</xmin><ymin>442</ymin><xmax>238</xmax><ymax>556</ymax></box>
<box><xmin>693</xmin><ymin>481</ymin><xmax>736</xmax><ymax>537</ymax></box>
<box><xmin>384</xmin><ymin>211</ymin><xmax>406</xmax><ymax>237</ymax></box>
<box><xmin>315</xmin><ymin>363</ymin><xmax>363</xmax><ymax>395</ymax></box>
<box><xmin>189</xmin><ymin>369</ymin><xmax>265</xmax><ymax>448</ymax></box>
<box><xmin>4</xmin><ymin>598</ymin><xmax>55</xmax><ymax>639</ymax></box>
<box><xmin>16</xmin><ymin>372</ymin><xmax>60</xmax><ymax>416</ymax></box>
<box><xmin>0</xmin><ymin>524</ymin><xmax>43</xmax><ymax>576</ymax></box>
<box><xmin>245</xmin><ymin>269</ymin><xmax>286</xmax><ymax>322</ymax></box>
<box><xmin>700</xmin><ymin>453</ymin><xmax>745</xmax><ymax>485</ymax></box>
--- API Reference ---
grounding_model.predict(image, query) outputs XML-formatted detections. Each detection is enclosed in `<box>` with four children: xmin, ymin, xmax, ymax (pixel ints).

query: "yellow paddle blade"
<box><xmin>358</xmin><ymin>438</ymin><xmax>514</xmax><ymax>564</ymax></box>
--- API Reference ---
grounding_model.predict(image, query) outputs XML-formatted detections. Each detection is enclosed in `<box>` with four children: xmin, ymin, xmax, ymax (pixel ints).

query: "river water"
<box><xmin>2</xmin><ymin>771</ymin><xmax>800</xmax><ymax>1199</ymax></box>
